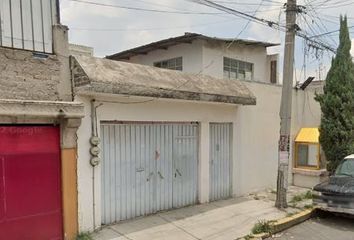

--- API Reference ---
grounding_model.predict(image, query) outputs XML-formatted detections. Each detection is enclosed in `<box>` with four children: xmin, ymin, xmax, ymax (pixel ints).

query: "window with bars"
<box><xmin>223</xmin><ymin>57</ymin><xmax>253</xmax><ymax>81</ymax></box>
<box><xmin>154</xmin><ymin>57</ymin><xmax>183</xmax><ymax>71</ymax></box>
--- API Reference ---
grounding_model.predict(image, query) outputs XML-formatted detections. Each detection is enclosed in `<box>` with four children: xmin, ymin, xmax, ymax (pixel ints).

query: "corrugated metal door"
<box><xmin>209</xmin><ymin>123</ymin><xmax>232</xmax><ymax>201</ymax></box>
<box><xmin>173</xmin><ymin>124</ymin><xmax>198</xmax><ymax>208</ymax></box>
<box><xmin>0</xmin><ymin>126</ymin><xmax>62</xmax><ymax>240</ymax></box>
<box><xmin>101</xmin><ymin>123</ymin><xmax>198</xmax><ymax>224</ymax></box>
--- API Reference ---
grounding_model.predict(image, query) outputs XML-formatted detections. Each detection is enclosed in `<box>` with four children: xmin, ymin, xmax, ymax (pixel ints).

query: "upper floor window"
<box><xmin>154</xmin><ymin>57</ymin><xmax>183</xmax><ymax>71</ymax></box>
<box><xmin>223</xmin><ymin>57</ymin><xmax>253</xmax><ymax>81</ymax></box>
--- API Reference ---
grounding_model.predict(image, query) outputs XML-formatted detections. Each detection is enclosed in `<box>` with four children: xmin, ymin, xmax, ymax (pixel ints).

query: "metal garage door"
<box><xmin>209</xmin><ymin>123</ymin><xmax>232</xmax><ymax>202</ymax></box>
<box><xmin>0</xmin><ymin>126</ymin><xmax>62</xmax><ymax>240</ymax></box>
<box><xmin>101</xmin><ymin>123</ymin><xmax>198</xmax><ymax>224</ymax></box>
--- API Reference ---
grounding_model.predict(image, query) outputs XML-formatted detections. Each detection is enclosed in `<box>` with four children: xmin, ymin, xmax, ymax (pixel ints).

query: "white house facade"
<box><xmin>73</xmin><ymin>34</ymin><xmax>324</xmax><ymax>232</ymax></box>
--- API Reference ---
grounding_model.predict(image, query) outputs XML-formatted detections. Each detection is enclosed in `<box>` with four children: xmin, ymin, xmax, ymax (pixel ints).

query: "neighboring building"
<box><xmin>107</xmin><ymin>32</ymin><xmax>280</xmax><ymax>84</ymax></box>
<box><xmin>0</xmin><ymin>1</ymin><xmax>83</xmax><ymax>239</ymax></box>
<box><xmin>69</xmin><ymin>43</ymin><xmax>94</xmax><ymax>57</ymax></box>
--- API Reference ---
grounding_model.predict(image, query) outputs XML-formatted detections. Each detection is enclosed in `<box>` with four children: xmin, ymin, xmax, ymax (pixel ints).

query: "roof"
<box><xmin>72</xmin><ymin>56</ymin><xmax>256</xmax><ymax>105</ymax></box>
<box><xmin>345</xmin><ymin>154</ymin><xmax>354</xmax><ymax>159</ymax></box>
<box><xmin>106</xmin><ymin>33</ymin><xmax>280</xmax><ymax>60</ymax></box>
<box><xmin>295</xmin><ymin>128</ymin><xmax>320</xmax><ymax>143</ymax></box>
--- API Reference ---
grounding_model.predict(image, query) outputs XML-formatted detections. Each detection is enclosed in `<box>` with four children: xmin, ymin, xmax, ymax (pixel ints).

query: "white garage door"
<box><xmin>101</xmin><ymin>123</ymin><xmax>198</xmax><ymax>224</ymax></box>
<box><xmin>209</xmin><ymin>123</ymin><xmax>233</xmax><ymax>201</ymax></box>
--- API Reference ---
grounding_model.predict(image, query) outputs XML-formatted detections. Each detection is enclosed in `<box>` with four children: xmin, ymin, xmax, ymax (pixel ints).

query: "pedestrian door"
<box><xmin>209</xmin><ymin>123</ymin><xmax>233</xmax><ymax>201</ymax></box>
<box><xmin>101</xmin><ymin>123</ymin><xmax>198</xmax><ymax>224</ymax></box>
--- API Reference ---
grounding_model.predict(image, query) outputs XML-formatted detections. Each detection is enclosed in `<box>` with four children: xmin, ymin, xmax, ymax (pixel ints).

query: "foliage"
<box><xmin>76</xmin><ymin>233</ymin><xmax>92</xmax><ymax>240</ymax></box>
<box><xmin>290</xmin><ymin>191</ymin><xmax>313</xmax><ymax>204</ymax></box>
<box><xmin>251</xmin><ymin>220</ymin><xmax>273</xmax><ymax>234</ymax></box>
<box><xmin>315</xmin><ymin>16</ymin><xmax>354</xmax><ymax>173</ymax></box>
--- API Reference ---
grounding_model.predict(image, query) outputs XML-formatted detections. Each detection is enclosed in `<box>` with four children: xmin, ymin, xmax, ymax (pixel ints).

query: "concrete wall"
<box><xmin>0</xmin><ymin>25</ymin><xmax>72</xmax><ymax>101</ymax></box>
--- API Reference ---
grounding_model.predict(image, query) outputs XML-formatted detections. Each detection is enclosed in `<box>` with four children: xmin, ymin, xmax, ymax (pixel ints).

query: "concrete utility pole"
<box><xmin>275</xmin><ymin>0</ymin><xmax>297</xmax><ymax>209</ymax></box>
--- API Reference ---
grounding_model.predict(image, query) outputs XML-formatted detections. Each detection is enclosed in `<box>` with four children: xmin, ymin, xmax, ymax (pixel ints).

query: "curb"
<box><xmin>243</xmin><ymin>208</ymin><xmax>315</xmax><ymax>239</ymax></box>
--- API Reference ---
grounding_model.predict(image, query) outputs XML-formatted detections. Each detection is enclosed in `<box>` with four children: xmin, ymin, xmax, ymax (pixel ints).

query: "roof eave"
<box><xmin>75</xmin><ymin>82</ymin><xmax>256</xmax><ymax>106</ymax></box>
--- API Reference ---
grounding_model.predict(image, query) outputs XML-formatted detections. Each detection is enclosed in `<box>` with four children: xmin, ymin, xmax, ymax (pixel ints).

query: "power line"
<box><xmin>69</xmin><ymin>19</ymin><xmax>236</xmax><ymax>32</ymax></box>
<box><xmin>68</xmin><ymin>0</ymin><xmax>224</xmax><ymax>15</ymax></box>
<box><xmin>186</xmin><ymin>0</ymin><xmax>337</xmax><ymax>53</ymax></box>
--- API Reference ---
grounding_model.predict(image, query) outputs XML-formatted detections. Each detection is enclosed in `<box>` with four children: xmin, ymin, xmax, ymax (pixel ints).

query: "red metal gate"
<box><xmin>0</xmin><ymin>126</ymin><xmax>63</xmax><ymax>240</ymax></box>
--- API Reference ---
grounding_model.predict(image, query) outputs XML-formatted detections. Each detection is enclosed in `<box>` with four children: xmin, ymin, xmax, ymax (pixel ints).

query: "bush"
<box><xmin>251</xmin><ymin>220</ymin><xmax>273</xmax><ymax>234</ymax></box>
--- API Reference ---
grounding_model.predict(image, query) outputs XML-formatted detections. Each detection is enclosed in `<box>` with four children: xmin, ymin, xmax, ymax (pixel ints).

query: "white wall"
<box><xmin>201</xmin><ymin>41</ymin><xmax>271</xmax><ymax>83</ymax></box>
<box><xmin>76</xmin><ymin>83</ymin><xmax>322</xmax><ymax>232</ymax></box>
<box><xmin>76</xmin><ymin>95</ymin><xmax>239</xmax><ymax>232</ymax></box>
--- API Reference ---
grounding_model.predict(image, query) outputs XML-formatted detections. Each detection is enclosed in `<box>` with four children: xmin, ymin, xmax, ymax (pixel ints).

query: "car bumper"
<box><xmin>314</xmin><ymin>194</ymin><xmax>354</xmax><ymax>215</ymax></box>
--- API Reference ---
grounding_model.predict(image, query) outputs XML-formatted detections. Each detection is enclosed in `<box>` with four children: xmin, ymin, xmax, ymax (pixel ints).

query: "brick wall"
<box><xmin>0</xmin><ymin>47</ymin><xmax>63</xmax><ymax>101</ymax></box>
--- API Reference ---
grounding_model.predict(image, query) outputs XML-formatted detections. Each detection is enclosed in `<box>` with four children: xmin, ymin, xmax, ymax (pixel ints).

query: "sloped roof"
<box><xmin>106</xmin><ymin>32</ymin><xmax>280</xmax><ymax>60</ymax></box>
<box><xmin>72</xmin><ymin>56</ymin><xmax>256</xmax><ymax>105</ymax></box>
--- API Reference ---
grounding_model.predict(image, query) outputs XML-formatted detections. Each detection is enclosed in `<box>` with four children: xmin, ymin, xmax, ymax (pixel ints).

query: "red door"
<box><xmin>0</xmin><ymin>126</ymin><xmax>63</xmax><ymax>240</ymax></box>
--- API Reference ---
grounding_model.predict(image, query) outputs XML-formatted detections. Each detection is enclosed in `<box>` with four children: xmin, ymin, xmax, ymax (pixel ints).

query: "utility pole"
<box><xmin>275</xmin><ymin>0</ymin><xmax>297</xmax><ymax>209</ymax></box>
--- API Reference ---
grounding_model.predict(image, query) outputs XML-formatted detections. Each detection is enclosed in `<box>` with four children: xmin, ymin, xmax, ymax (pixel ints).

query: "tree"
<box><xmin>315</xmin><ymin>16</ymin><xmax>354</xmax><ymax>173</ymax></box>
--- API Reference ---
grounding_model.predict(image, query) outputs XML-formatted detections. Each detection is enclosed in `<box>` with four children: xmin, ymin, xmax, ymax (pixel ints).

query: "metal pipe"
<box><xmin>90</xmin><ymin>99</ymin><xmax>103</xmax><ymax>230</ymax></box>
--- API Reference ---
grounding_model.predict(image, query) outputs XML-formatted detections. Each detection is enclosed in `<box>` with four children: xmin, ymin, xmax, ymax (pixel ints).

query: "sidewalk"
<box><xmin>92</xmin><ymin>187</ymin><xmax>309</xmax><ymax>240</ymax></box>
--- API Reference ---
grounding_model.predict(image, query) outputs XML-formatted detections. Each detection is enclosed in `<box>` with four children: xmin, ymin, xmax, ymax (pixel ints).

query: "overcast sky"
<box><xmin>60</xmin><ymin>0</ymin><xmax>354</xmax><ymax>82</ymax></box>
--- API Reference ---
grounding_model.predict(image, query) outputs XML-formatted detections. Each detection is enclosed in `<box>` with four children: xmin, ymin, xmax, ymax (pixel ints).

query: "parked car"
<box><xmin>313</xmin><ymin>154</ymin><xmax>354</xmax><ymax>215</ymax></box>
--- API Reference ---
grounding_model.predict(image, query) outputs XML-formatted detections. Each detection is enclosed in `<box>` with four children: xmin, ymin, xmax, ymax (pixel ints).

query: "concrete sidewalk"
<box><xmin>92</xmin><ymin>197</ymin><xmax>287</xmax><ymax>240</ymax></box>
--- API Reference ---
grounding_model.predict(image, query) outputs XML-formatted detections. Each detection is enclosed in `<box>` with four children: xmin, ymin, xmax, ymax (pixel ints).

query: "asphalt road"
<box><xmin>267</xmin><ymin>212</ymin><xmax>354</xmax><ymax>240</ymax></box>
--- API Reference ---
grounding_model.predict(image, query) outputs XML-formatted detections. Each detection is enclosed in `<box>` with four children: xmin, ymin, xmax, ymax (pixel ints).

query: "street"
<box><xmin>268</xmin><ymin>212</ymin><xmax>354</xmax><ymax>240</ymax></box>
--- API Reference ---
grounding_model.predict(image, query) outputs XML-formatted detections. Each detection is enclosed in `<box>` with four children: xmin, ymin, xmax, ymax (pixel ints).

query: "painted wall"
<box><xmin>201</xmin><ymin>41</ymin><xmax>273</xmax><ymax>84</ymax></box>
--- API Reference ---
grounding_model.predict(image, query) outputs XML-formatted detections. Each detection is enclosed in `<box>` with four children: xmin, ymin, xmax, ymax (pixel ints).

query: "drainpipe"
<box><xmin>55</xmin><ymin>0</ymin><xmax>61</xmax><ymax>24</ymax></box>
<box><xmin>90</xmin><ymin>99</ymin><xmax>103</xmax><ymax>230</ymax></box>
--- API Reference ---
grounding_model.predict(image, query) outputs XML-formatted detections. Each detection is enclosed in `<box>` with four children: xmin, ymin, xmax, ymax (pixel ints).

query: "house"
<box><xmin>0</xmin><ymin>1</ymin><xmax>83</xmax><ymax>239</ymax></box>
<box><xmin>72</xmin><ymin>55</ymin><xmax>259</xmax><ymax>231</ymax></box>
<box><xmin>104</xmin><ymin>33</ymin><xmax>325</xmax><ymax>214</ymax></box>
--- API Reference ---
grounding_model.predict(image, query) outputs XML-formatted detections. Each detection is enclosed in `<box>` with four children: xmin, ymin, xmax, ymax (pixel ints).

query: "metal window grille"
<box><xmin>0</xmin><ymin>0</ymin><xmax>57</xmax><ymax>53</ymax></box>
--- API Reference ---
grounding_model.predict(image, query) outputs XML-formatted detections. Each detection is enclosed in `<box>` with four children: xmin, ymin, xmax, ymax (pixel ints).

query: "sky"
<box><xmin>60</xmin><ymin>0</ymin><xmax>354</xmax><ymax>83</ymax></box>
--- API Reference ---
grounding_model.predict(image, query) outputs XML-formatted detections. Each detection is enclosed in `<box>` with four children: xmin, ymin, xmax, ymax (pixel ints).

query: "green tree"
<box><xmin>315</xmin><ymin>16</ymin><xmax>354</xmax><ymax>173</ymax></box>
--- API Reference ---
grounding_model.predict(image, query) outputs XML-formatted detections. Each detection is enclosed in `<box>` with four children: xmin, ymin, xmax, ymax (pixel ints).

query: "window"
<box><xmin>295</xmin><ymin>143</ymin><xmax>320</xmax><ymax>169</ymax></box>
<box><xmin>270</xmin><ymin>60</ymin><xmax>277</xmax><ymax>84</ymax></box>
<box><xmin>154</xmin><ymin>57</ymin><xmax>183</xmax><ymax>71</ymax></box>
<box><xmin>223</xmin><ymin>57</ymin><xmax>253</xmax><ymax>81</ymax></box>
